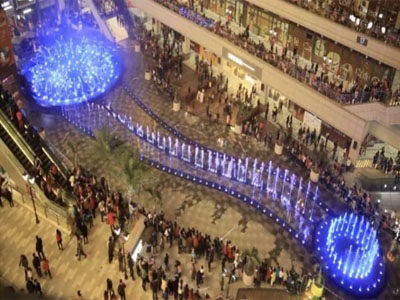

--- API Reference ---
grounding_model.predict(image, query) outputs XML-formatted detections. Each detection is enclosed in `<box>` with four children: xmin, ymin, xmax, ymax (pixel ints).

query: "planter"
<box><xmin>274</xmin><ymin>143</ymin><xmax>283</xmax><ymax>155</ymax></box>
<box><xmin>144</xmin><ymin>70</ymin><xmax>151</xmax><ymax>81</ymax></box>
<box><xmin>243</xmin><ymin>271</ymin><xmax>254</xmax><ymax>286</ymax></box>
<box><xmin>173</xmin><ymin>101</ymin><xmax>180</xmax><ymax>112</ymax></box>
<box><xmin>310</xmin><ymin>169</ymin><xmax>320</xmax><ymax>183</ymax></box>
<box><xmin>134</xmin><ymin>43</ymin><xmax>141</xmax><ymax>53</ymax></box>
<box><xmin>233</xmin><ymin>123</ymin><xmax>242</xmax><ymax>134</ymax></box>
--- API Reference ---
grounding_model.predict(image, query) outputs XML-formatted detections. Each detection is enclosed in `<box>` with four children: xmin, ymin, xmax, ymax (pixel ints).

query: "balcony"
<box><xmin>282</xmin><ymin>0</ymin><xmax>400</xmax><ymax>49</ymax></box>
<box><xmin>132</xmin><ymin>0</ymin><xmax>368</xmax><ymax>142</ymax></box>
<box><xmin>345</xmin><ymin>103</ymin><xmax>400</xmax><ymax>127</ymax></box>
<box><xmin>247</xmin><ymin>0</ymin><xmax>400</xmax><ymax>70</ymax></box>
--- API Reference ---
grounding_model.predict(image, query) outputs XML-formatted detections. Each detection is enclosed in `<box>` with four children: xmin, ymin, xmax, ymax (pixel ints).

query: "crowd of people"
<box><xmin>154</xmin><ymin>0</ymin><xmax>400</xmax><ymax>106</ymax></box>
<box><xmin>116</xmin><ymin>207</ymin><xmax>317</xmax><ymax>300</ymax></box>
<box><xmin>0</xmin><ymin>86</ymin><xmax>68</xmax><ymax>206</ymax></box>
<box><xmin>285</xmin><ymin>0</ymin><xmax>400</xmax><ymax>48</ymax></box>
<box><xmin>372</xmin><ymin>148</ymin><xmax>400</xmax><ymax>175</ymax></box>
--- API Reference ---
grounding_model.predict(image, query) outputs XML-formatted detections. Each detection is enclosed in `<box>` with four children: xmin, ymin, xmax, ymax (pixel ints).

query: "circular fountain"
<box><xmin>314</xmin><ymin>213</ymin><xmax>385</xmax><ymax>297</ymax></box>
<box><xmin>21</xmin><ymin>30</ymin><xmax>121</xmax><ymax>107</ymax></box>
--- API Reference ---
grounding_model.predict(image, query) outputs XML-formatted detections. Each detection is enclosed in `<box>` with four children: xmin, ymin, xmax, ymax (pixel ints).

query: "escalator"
<box><xmin>0</xmin><ymin>90</ymin><xmax>70</xmax><ymax>206</ymax></box>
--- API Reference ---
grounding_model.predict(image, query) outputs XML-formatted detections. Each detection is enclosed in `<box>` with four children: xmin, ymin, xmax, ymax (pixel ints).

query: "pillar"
<box><xmin>153</xmin><ymin>19</ymin><xmax>160</xmax><ymax>35</ymax></box>
<box><xmin>182</xmin><ymin>36</ymin><xmax>191</xmax><ymax>55</ymax></box>
<box><xmin>348</xmin><ymin>123</ymin><xmax>370</xmax><ymax>164</ymax></box>
<box><xmin>258</xmin><ymin>83</ymin><xmax>268</xmax><ymax>105</ymax></box>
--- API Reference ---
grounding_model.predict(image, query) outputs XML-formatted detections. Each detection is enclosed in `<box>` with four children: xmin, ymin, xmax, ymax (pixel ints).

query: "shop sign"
<box><xmin>303</xmin><ymin>111</ymin><xmax>322</xmax><ymax>133</ymax></box>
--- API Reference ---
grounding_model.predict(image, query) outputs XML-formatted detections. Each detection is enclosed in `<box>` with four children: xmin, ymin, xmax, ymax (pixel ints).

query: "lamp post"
<box><xmin>23</xmin><ymin>173</ymin><xmax>40</xmax><ymax>224</ymax></box>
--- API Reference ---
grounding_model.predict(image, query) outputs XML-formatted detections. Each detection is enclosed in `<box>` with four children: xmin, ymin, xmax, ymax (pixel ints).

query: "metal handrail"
<box><xmin>0</xmin><ymin>110</ymin><xmax>35</xmax><ymax>165</ymax></box>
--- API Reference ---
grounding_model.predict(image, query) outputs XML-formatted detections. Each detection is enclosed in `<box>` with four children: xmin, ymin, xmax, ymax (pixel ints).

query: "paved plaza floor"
<box><xmin>1</xmin><ymin>44</ymin><xmax>399</xmax><ymax>300</ymax></box>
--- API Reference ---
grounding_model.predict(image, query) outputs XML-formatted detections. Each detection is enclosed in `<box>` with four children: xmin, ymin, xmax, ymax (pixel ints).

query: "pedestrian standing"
<box><xmin>118</xmin><ymin>279</ymin><xmax>126</xmax><ymax>300</ymax></box>
<box><xmin>42</xmin><ymin>257</ymin><xmax>52</xmax><ymax>279</ymax></box>
<box><xmin>127</xmin><ymin>254</ymin><xmax>135</xmax><ymax>280</ymax></box>
<box><xmin>81</xmin><ymin>222</ymin><xmax>89</xmax><ymax>244</ymax></box>
<box><xmin>56</xmin><ymin>229</ymin><xmax>63</xmax><ymax>250</ymax></box>
<box><xmin>19</xmin><ymin>254</ymin><xmax>29</xmax><ymax>269</ymax></box>
<box><xmin>36</xmin><ymin>236</ymin><xmax>45</xmax><ymax>260</ymax></box>
<box><xmin>32</xmin><ymin>253</ymin><xmax>42</xmax><ymax>277</ymax></box>
<box><xmin>107</xmin><ymin>278</ymin><xmax>114</xmax><ymax>296</ymax></box>
<box><xmin>164</xmin><ymin>253</ymin><xmax>169</xmax><ymax>272</ymax></box>
<box><xmin>77</xmin><ymin>290</ymin><xmax>83</xmax><ymax>300</ymax></box>
<box><xmin>76</xmin><ymin>237</ymin><xmax>87</xmax><ymax>260</ymax></box>
<box><xmin>34</xmin><ymin>279</ymin><xmax>42</xmax><ymax>295</ymax></box>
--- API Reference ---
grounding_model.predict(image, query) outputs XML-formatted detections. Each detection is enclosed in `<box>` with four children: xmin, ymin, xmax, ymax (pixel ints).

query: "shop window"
<box><xmin>340</xmin><ymin>63</ymin><xmax>353</xmax><ymax>82</ymax></box>
<box><xmin>302</xmin><ymin>41</ymin><xmax>312</xmax><ymax>61</ymax></box>
<box><xmin>314</xmin><ymin>39</ymin><xmax>327</xmax><ymax>58</ymax></box>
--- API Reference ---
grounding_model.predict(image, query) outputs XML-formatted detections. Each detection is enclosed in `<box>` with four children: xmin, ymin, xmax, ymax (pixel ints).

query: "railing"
<box><xmin>142</xmin><ymin>0</ymin><xmax>399</xmax><ymax>108</ymax></box>
<box><xmin>0</xmin><ymin>110</ymin><xmax>36</xmax><ymax>165</ymax></box>
<box><xmin>5</xmin><ymin>179</ymin><xmax>70</xmax><ymax>232</ymax></box>
<box><xmin>283</xmin><ymin>0</ymin><xmax>400</xmax><ymax>49</ymax></box>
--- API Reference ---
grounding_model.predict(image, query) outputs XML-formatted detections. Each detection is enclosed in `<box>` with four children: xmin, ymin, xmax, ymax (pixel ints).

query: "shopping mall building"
<box><xmin>127</xmin><ymin>0</ymin><xmax>400</xmax><ymax>167</ymax></box>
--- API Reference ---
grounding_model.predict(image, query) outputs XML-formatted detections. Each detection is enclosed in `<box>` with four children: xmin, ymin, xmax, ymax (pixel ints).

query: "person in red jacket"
<box><xmin>42</xmin><ymin>257</ymin><xmax>52</xmax><ymax>279</ymax></box>
<box><xmin>56</xmin><ymin>229</ymin><xmax>63</xmax><ymax>250</ymax></box>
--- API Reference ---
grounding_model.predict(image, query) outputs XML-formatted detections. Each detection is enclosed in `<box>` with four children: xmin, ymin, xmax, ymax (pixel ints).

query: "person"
<box><xmin>26</xmin><ymin>279</ymin><xmax>35</xmax><ymax>294</ymax></box>
<box><xmin>56</xmin><ymin>229</ymin><xmax>63</xmax><ymax>250</ymax></box>
<box><xmin>164</xmin><ymin>253</ymin><xmax>169</xmax><ymax>272</ymax></box>
<box><xmin>19</xmin><ymin>254</ymin><xmax>29</xmax><ymax>269</ymax></box>
<box><xmin>81</xmin><ymin>222</ymin><xmax>89</xmax><ymax>244</ymax></box>
<box><xmin>107</xmin><ymin>278</ymin><xmax>114</xmax><ymax>296</ymax></box>
<box><xmin>43</xmin><ymin>257</ymin><xmax>52</xmax><ymax>279</ymax></box>
<box><xmin>104</xmin><ymin>290</ymin><xmax>109</xmax><ymax>300</ymax></box>
<box><xmin>34</xmin><ymin>279</ymin><xmax>42</xmax><ymax>295</ymax></box>
<box><xmin>32</xmin><ymin>253</ymin><xmax>42</xmax><ymax>277</ymax></box>
<box><xmin>127</xmin><ymin>254</ymin><xmax>135</xmax><ymax>280</ymax></box>
<box><xmin>108</xmin><ymin>236</ymin><xmax>114</xmax><ymax>263</ymax></box>
<box><xmin>77</xmin><ymin>290</ymin><xmax>83</xmax><ymax>300</ymax></box>
<box><xmin>36</xmin><ymin>236</ymin><xmax>45</xmax><ymax>260</ymax></box>
<box><xmin>151</xmin><ymin>275</ymin><xmax>159</xmax><ymax>300</ymax></box>
<box><xmin>118</xmin><ymin>279</ymin><xmax>126</xmax><ymax>300</ymax></box>
<box><xmin>76</xmin><ymin>237</ymin><xmax>87</xmax><ymax>260</ymax></box>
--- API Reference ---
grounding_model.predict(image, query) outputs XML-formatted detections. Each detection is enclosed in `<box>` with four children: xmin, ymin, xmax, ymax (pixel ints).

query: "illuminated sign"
<box><xmin>227</xmin><ymin>53</ymin><xmax>255</xmax><ymax>72</ymax></box>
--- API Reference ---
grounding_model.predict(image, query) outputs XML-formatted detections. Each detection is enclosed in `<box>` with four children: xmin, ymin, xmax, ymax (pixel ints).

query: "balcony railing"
<box><xmin>149</xmin><ymin>0</ymin><xmax>400</xmax><ymax>107</ymax></box>
<box><xmin>284</xmin><ymin>0</ymin><xmax>400</xmax><ymax>49</ymax></box>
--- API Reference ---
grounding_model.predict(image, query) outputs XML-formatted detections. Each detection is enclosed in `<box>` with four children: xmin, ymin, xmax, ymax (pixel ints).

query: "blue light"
<box><xmin>314</xmin><ymin>213</ymin><xmax>385</xmax><ymax>297</ymax></box>
<box><xmin>21</xmin><ymin>30</ymin><xmax>121</xmax><ymax>107</ymax></box>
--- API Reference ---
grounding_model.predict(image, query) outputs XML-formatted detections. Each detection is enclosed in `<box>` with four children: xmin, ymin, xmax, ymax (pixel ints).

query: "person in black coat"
<box><xmin>32</xmin><ymin>253</ymin><xmax>42</xmax><ymax>277</ymax></box>
<box><xmin>35</xmin><ymin>236</ymin><xmax>45</xmax><ymax>260</ymax></box>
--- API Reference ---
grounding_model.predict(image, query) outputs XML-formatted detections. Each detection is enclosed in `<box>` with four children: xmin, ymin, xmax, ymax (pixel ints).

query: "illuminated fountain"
<box><xmin>314</xmin><ymin>213</ymin><xmax>385</xmax><ymax>297</ymax></box>
<box><xmin>21</xmin><ymin>30</ymin><xmax>121</xmax><ymax>106</ymax></box>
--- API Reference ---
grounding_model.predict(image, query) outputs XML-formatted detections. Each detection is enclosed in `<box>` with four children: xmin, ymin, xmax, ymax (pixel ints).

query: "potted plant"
<box><xmin>310</xmin><ymin>165</ymin><xmax>320</xmax><ymax>183</ymax></box>
<box><xmin>173</xmin><ymin>87</ymin><xmax>180</xmax><ymax>112</ymax></box>
<box><xmin>234</xmin><ymin>102</ymin><xmax>244</xmax><ymax>134</ymax></box>
<box><xmin>310</xmin><ymin>150</ymin><xmax>328</xmax><ymax>183</ymax></box>
<box><xmin>274</xmin><ymin>137</ymin><xmax>283</xmax><ymax>155</ymax></box>
<box><xmin>242</xmin><ymin>247</ymin><xmax>260</xmax><ymax>286</ymax></box>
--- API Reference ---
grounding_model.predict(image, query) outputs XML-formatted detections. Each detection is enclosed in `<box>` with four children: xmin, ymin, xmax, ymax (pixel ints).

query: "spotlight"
<box><xmin>381</xmin><ymin>27</ymin><xmax>386</xmax><ymax>34</ymax></box>
<box><xmin>367</xmin><ymin>21</ymin><xmax>373</xmax><ymax>29</ymax></box>
<box><xmin>349</xmin><ymin>14</ymin><xmax>356</xmax><ymax>22</ymax></box>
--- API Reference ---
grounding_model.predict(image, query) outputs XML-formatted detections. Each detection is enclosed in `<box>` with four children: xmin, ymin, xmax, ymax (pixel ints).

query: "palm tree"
<box><xmin>66</xmin><ymin>140</ymin><xmax>83</xmax><ymax>168</ymax></box>
<box><xmin>88</xmin><ymin>125</ymin><xmax>128</xmax><ymax>179</ymax></box>
<box><xmin>143</xmin><ymin>183</ymin><xmax>163</xmax><ymax>211</ymax></box>
<box><xmin>119</xmin><ymin>149</ymin><xmax>150</xmax><ymax>195</ymax></box>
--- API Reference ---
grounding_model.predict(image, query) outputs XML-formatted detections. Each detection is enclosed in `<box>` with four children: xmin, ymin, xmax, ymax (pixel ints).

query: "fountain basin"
<box><xmin>314</xmin><ymin>213</ymin><xmax>385</xmax><ymax>297</ymax></box>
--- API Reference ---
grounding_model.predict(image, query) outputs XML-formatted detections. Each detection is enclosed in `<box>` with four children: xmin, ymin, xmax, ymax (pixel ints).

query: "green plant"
<box><xmin>88</xmin><ymin>125</ymin><xmax>128</xmax><ymax>180</ymax></box>
<box><xmin>118</xmin><ymin>149</ymin><xmax>151</xmax><ymax>195</ymax></box>
<box><xmin>242</xmin><ymin>247</ymin><xmax>261</xmax><ymax>276</ymax></box>
<box><xmin>66</xmin><ymin>140</ymin><xmax>82</xmax><ymax>168</ymax></box>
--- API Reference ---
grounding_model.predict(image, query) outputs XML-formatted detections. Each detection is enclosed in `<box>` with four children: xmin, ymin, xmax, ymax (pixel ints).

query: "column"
<box><xmin>258</xmin><ymin>83</ymin><xmax>268</xmax><ymax>105</ymax></box>
<box><xmin>153</xmin><ymin>19</ymin><xmax>161</xmax><ymax>35</ymax></box>
<box><xmin>182</xmin><ymin>36</ymin><xmax>191</xmax><ymax>55</ymax></box>
<box><xmin>348</xmin><ymin>123</ymin><xmax>370</xmax><ymax>164</ymax></box>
